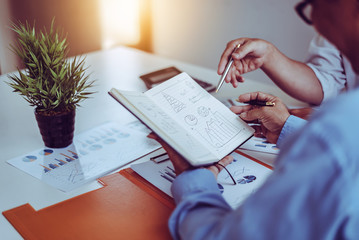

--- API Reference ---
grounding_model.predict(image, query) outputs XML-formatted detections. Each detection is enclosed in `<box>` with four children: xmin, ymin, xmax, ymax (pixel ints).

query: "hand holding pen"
<box><xmin>217</xmin><ymin>38</ymin><xmax>272</xmax><ymax>91</ymax></box>
<box><xmin>230</xmin><ymin>92</ymin><xmax>290</xmax><ymax>144</ymax></box>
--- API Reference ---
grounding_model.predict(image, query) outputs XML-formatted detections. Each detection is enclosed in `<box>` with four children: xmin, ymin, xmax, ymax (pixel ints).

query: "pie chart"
<box><xmin>22</xmin><ymin>155</ymin><xmax>37</xmax><ymax>162</ymax></box>
<box><xmin>39</xmin><ymin>149</ymin><xmax>54</xmax><ymax>156</ymax></box>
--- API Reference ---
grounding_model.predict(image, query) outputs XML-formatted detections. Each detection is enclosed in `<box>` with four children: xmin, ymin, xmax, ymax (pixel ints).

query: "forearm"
<box><xmin>169</xmin><ymin>169</ymin><xmax>233</xmax><ymax>239</ymax></box>
<box><xmin>262</xmin><ymin>45</ymin><xmax>323</xmax><ymax>105</ymax></box>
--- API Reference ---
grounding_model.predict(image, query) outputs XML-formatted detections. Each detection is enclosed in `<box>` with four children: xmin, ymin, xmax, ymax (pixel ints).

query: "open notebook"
<box><xmin>109</xmin><ymin>72</ymin><xmax>254</xmax><ymax>166</ymax></box>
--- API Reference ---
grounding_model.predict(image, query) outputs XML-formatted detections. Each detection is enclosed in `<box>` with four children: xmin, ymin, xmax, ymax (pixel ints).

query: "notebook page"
<box><xmin>110</xmin><ymin>89</ymin><xmax>214</xmax><ymax>165</ymax></box>
<box><xmin>146</xmin><ymin>73</ymin><xmax>254</xmax><ymax>159</ymax></box>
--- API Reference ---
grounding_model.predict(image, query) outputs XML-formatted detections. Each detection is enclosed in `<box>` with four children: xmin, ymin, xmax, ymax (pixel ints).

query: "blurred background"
<box><xmin>0</xmin><ymin>0</ymin><xmax>315</xmax><ymax>84</ymax></box>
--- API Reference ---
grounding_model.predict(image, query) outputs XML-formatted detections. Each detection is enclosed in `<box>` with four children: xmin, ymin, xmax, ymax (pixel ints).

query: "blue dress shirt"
<box><xmin>277</xmin><ymin>115</ymin><xmax>307</xmax><ymax>148</ymax></box>
<box><xmin>169</xmin><ymin>88</ymin><xmax>359</xmax><ymax>239</ymax></box>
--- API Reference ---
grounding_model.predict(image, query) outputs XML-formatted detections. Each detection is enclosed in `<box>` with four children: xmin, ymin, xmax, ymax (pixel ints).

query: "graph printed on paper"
<box><xmin>151</xmin><ymin>79</ymin><xmax>245</xmax><ymax>149</ymax></box>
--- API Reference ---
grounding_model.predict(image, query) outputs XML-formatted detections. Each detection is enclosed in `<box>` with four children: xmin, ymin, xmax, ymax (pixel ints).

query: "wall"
<box><xmin>151</xmin><ymin>0</ymin><xmax>316</xmax><ymax>84</ymax></box>
<box><xmin>0</xmin><ymin>0</ymin><xmax>316</xmax><ymax>82</ymax></box>
<box><xmin>0</xmin><ymin>0</ymin><xmax>102</xmax><ymax>74</ymax></box>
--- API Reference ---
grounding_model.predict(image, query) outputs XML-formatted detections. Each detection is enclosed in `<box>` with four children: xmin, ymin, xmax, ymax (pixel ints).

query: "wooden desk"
<box><xmin>0</xmin><ymin>46</ymin><xmax>306</xmax><ymax>239</ymax></box>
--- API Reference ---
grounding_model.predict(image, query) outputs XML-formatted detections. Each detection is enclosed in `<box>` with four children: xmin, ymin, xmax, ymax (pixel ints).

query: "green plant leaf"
<box><xmin>6</xmin><ymin>19</ymin><xmax>96</xmax><ymax>113</ymax></box>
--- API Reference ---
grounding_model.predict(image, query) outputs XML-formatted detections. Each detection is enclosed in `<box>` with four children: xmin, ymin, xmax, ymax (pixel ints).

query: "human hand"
<box><xmin>147</xmin><ymin>133</ymin><xmax>233</xmax><ymax>178</ymax></box>
<box><xmin>217</xmin><ymin>38</ymin><xmax>274</xmax><ymax>88</ymax></box>
<box><xmin>230</xmin><ymin>92</ymin><xmax>290</xmax><ymax>144</ymax></box>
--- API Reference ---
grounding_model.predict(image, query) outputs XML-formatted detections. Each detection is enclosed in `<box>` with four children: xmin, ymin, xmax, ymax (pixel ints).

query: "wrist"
<box><xmin>205</xmin><ymin>165</ymin><xmax>220</xmax><ymax>178</ymax></box>
<box><xmin>261</xmin><ymin>42</ymin><xmax>278</xmax><ymax>71</ymax></box>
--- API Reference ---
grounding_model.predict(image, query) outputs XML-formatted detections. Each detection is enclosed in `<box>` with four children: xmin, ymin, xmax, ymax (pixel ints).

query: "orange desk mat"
<box><xmin>3</xmin><ymin>169</ymin><xmax>175</xmax><ymax>240</ymax></box>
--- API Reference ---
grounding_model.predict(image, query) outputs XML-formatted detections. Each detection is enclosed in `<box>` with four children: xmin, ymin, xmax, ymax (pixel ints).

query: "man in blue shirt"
<box><xmin>149</xmin><ymin>0</ymin><xmax>359</xmax><ymax>239</ymax></box>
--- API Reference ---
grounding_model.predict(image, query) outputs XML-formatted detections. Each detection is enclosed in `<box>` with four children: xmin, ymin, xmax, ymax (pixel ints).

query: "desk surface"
<box><xmin>0</xmin><ymin>46</ymin><xmax>306</xmax><ymax>239</ymax></box>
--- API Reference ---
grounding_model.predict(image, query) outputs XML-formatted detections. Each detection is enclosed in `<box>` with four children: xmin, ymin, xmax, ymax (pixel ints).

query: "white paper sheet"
<box><xmin>7</xmin><ymin>121</ymin><xmax>160</xmax><ymax>192</ymax></box>
<box><xmin>239</xmin><ymin>136</ymin><xmax>279</xmax><ymax>155</ymax></box>
<box><xmin>131</xmin><ymin>151</ymin><xmax>272</xmax><ymax>209</ymax></box>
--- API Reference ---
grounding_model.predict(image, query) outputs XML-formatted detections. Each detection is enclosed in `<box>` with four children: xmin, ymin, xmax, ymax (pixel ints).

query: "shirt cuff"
<box><xmin>171</xmin><ymin>168</ymin><xmax>219</xmax><ymax>204</ymax></box>
<box><xmin>277</xmin><ymin>115</ymin><xmax>307</xmax><ymax>148</ymax></box>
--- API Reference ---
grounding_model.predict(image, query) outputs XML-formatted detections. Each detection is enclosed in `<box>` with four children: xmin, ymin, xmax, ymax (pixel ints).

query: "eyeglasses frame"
<box><xmin>295</xmin><ymin>0</ymin><xmax>313</xmax><ymax>25</ymax></box>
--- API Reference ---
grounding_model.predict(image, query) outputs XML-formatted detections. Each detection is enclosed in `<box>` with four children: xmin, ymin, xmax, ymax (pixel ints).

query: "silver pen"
<box><xmin>215</xmin><ymin>43</ymin><xmax>241</xmax><ymax>93</ymax></box>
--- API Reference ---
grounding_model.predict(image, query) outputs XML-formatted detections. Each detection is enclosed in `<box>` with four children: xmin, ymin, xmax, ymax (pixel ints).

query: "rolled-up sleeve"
<box><xmin>306</xmin><ymin>34</ymin><xmax>347</xmax><ymax>102</ymax></box>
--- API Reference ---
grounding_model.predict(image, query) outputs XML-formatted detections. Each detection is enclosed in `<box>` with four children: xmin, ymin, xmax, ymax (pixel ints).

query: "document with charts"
<box><xmin>109</xmin><ymin>72</ymin><xmax>254</xmax><ymax>166</ymax></box>
<box><xmin>131</xmin><ymin>151</ymin><xmax>272</xmax><ymax>209</ymax></box>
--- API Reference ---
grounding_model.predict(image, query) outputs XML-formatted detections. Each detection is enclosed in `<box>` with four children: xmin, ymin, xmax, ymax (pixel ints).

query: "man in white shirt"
<box><xmin>219</xmin><ymin>33</ymin><xmax>359</xmax><ymax>144</ymax></box>
<box><xmin>218</xmin><ymin>35</ymin><xmax>359</xmax><ymax>105</ymax></box>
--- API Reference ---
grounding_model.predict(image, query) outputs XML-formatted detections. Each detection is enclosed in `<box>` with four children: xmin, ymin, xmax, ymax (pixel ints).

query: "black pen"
<box><xmin>236</xmin><ymin>99</ymin><xmax>275</xmax><ymax>106</ymax></box>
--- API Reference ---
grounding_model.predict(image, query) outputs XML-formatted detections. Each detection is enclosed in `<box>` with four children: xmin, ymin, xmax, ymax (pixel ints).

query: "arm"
<box><xmin>218</xmin><ymin>38</ymin><xmax>323</xmax><ymax>105</ymax></box>
<box><xmin>288</xmin><ymin>107</ymin><xmax>314</xmax><ymax>119</ymax></box>
<box><xmin>168</xmin><ymin>111</ymin><xmax>351</xmax><ymax>239</ymax></box>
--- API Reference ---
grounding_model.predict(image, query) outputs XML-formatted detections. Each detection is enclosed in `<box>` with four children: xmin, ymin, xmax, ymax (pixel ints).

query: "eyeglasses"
<box><xmin>295</xmin><ymin>0</ymin><xmax>313</xmax><ymax>25</ymax></box>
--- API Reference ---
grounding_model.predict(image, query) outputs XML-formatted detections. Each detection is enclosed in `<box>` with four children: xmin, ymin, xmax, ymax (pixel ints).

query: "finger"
<box><xmin>238</xmin><ymin>75</ymin><xmax>245</xmax><ymax>82</ymax></box>
<box><xmin>232</xmin><ymin>40</ymin><xmax>256</xmax><ymax>60</ymax></box>
<box><xmin>231</xmin><ymin>68</ymin><xmax>238</xmax><ymax>88</ymax></box>
<box><xmin>225</xmin><ymin>66</ymin><xmax>234</xmax><ymax>83</ymax></box>
<box><xmin>218</xmin><ymin>155</ymin><xmax>234</xmax><ymax>168</ymax></box>
<box><xmin>251</xmin><ymin>125</ymin><xmax>263</xmax><ymax>135</ymax></box>
<box><xmin>147</xmin><ymin>132</ymin><xmax>174</xmax><ymax>153</ymax></box>
<box><xmin>260</xmin><ymin>124</ymin><xmax>268</xmax><ymax>137</ymax></box>
<box><xmin>233</xmin><ymin>59</ymin><xmax>243</xmax><ymax>74</ymax></box>
<box><xmin>235</xmin><ymin>70</ymin><xmax>244</xmax><ymax>83</ymax></box>
<box><xmin>218</xmin><ymin>39</ymin><xmax>246</xmax><ymax>74</ymax></box>
<box><xmin>230</xmin><ymin>105</ymin><xmax>253</xmax><ymax>114</ymax></box>
<box><xmin>237</xmin><ymin>91</ymin><xmax>276</xmax><ymax>103</ymax></box>
<box><xmin>236</xmin><ymin>92</ymin><xmax>256</xmax><ymax>103</ymax></box>
<box><xmin>254</xmin><ymin>132</ymin><xmax>265</xmax><ymax>138</ymax></box>
<box><xmin>147</xmin><ymin>132</ymin><xmax>157</xmax><ymax>139</ymax></box>
<box><xmin>239</xmin><ymin>108</ymin><xmax>265</xmax><ymax>122</ymax></box>
<box><xmin>218</xmin><ymin>41</ymin><xmax>239</xmax><ymax>74</ymax></box>
<box><xmin>207</xmin><ymin>155</ymin><xmax>234</xmax><ymax>177</ymax></box>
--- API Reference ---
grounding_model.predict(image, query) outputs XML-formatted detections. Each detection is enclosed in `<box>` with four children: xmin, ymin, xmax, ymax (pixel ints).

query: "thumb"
<box><xmin>230</xmin><ymin>105</ymin><xmax>252</xmax><ymax>114</ymax></box>
<box><xmin>239</xmin><ymin>109</ymin><xmax>263</xmax><ymax>122</ymax></box>
<box><xmin>147</xmin><ymin>132</ymin><xmax>168</xmax><ymax>147</ymax></box>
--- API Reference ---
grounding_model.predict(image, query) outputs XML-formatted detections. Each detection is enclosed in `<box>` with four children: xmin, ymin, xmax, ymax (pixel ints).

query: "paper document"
<box><xmin>239</xmin><ymin>136</ymin><xmax>279</xmax><ymax>155</ymax></box>
<box><xmin>131</xmin><ymin>151</ymin><xmax>272</xmax><ymax>209</ymax></box>
<box><xmin>7</xmin><ymin>121</ymin><xmax>160</xmax><ymax>192</ymax></box>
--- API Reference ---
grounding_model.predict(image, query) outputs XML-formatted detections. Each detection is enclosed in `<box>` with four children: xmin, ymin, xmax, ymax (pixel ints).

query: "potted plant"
<box><xmin>7</xmin><ymin>20</ymin><xmax>96</xmax><ymax>148</ymax></box>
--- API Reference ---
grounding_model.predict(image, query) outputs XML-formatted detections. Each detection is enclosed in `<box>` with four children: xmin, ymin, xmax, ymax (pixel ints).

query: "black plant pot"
<box><xmin>35</xmin><ymin>109</ymin><xmax>76</xmax><ymax>148</ymax></box>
